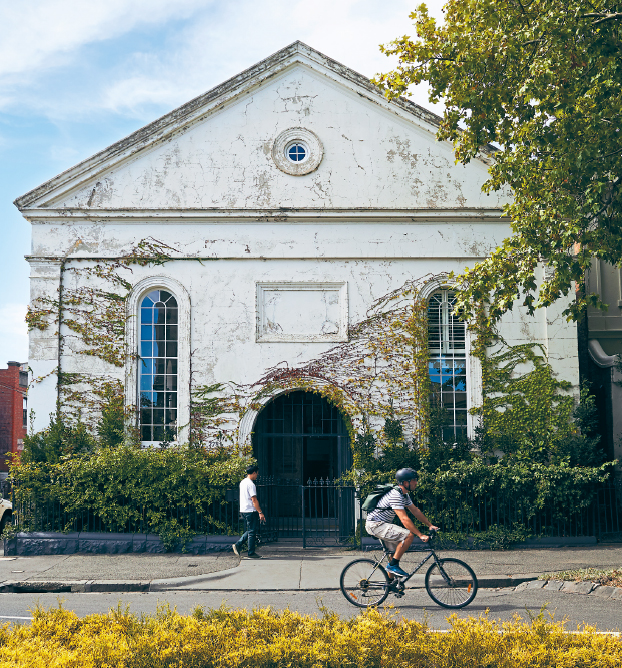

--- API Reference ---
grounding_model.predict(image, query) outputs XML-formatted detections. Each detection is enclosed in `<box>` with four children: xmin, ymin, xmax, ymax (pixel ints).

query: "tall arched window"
<box><xmin>428</xmin><ymin>289</ymin><xmax>467</xmax><ymax>441</ymax></box>
<box><xmin>139</xmin><ymin>290</ymin><xmax>178</xmax><ymax>442</ymax></box>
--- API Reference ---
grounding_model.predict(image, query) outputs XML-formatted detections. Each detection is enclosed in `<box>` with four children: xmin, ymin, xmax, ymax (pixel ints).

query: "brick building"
<box><xmin>0</xmin><ymin>361</ymin><xmax>27</xmax><ymax>476</ymax></box>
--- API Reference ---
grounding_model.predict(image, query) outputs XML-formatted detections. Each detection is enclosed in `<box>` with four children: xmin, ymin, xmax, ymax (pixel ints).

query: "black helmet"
<box><xmin>396</xmin><ymin>468</ymin><xmax>418</xmax><ymax>483</ymax></box>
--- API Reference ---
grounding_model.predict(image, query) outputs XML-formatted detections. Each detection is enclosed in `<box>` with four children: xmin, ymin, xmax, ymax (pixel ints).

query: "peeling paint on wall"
<box><xmin>15</xmin><ymin>42</ymin><xmax>579</xmax><ymax>436</ymax></box>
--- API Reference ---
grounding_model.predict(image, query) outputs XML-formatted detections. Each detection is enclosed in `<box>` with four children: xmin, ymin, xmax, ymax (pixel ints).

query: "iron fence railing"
<box><xmin>0</xmin><ymin>478</ymin><xmax>10</xmax><ymax>501</ymax></box>
<box><xmin>258</xmin><ymin>477</ymin><xmax>357</xmax><ymax>546</ymax></box>
<box><xmin>302</xmin><ymin>478</ymin><xmax>356</xmax><ymax>547</ymax></box>
<box><xmin>10</xmin><ymin>488</ymin><xmax>250</xmax><ymax>537</ymax></box>
<box><xmin>412</xmin><ymin>480</ymin><xmax>622</xmax><ymax>540</ymax></box>
<box><xmin>6</xmin><ymin>477</ymin><xmax>622</xmax><ymax>546</ymax></box>
<box><xmin>5</xmin><ymin>477</ymin><xmax>359</xmax><ymax>546</ymax></box>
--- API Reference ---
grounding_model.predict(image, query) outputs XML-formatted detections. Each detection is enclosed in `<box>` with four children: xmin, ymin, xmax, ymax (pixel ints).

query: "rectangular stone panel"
<box><xmin>256</xmin><ymin>282</ymin><xmax>348</xmax><ymax>342</ymax></box>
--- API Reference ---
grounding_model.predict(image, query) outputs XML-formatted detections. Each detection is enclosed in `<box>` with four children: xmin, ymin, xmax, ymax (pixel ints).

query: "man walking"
<box><xmin>232</xmin><ymin>464</ymin><xmax>266</xmax><ymax>559</ymax></box>
<box><xmin>365</xmin><ymin>468</ymin><xmax>439</xmax><ymax>578</ymax></box>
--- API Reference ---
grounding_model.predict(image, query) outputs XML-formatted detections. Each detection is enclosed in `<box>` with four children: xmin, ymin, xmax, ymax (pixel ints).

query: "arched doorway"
<box><xmin>253</xmin><ymin>390</ymin><xmax>350</xmax><ymax>482</ymax></box>
<box><xmin>252</xmin><ymin>391</ymin><xmax>353</xmax><ymax>541</ymax></box>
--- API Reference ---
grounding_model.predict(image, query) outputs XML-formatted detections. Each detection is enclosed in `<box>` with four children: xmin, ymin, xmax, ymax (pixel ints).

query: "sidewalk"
<box><xmin>2</xmin><ymin>543</ymin><xmax>622</xmax><ymax>594</ymax></box>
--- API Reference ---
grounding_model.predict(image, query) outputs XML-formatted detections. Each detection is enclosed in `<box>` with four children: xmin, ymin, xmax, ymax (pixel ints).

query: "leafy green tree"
<box><xmin>377</xmin><ymin>1</ymin><xmax>622</xmax><ymax>323</ymax></box>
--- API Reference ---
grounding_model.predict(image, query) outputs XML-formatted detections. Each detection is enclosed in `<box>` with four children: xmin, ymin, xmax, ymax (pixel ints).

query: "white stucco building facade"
<box><xmin>15</xmin><ymin>42</ymin><xmax>582</xmax><ymax>472</ymax></box>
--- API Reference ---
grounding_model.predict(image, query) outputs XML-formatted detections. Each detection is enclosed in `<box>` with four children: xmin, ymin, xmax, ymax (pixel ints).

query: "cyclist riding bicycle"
<box><xmin>365</xmin><ymin>468</ymin><xmax>439</xmax><ymax>578</ymax></box>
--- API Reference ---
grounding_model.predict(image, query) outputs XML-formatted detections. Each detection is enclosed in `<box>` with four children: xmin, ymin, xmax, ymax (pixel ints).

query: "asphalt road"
<box><xmin>1</xmin><ymin>587</ymin><xmax>620</xmax><ymax>632</ymax></box>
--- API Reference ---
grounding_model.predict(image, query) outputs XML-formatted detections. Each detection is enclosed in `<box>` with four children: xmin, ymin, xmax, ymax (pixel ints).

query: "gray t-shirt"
<box><xmin>367</xmin><ymin>488</ymin><xmax>412</xmax><ymax>523</ymax></box>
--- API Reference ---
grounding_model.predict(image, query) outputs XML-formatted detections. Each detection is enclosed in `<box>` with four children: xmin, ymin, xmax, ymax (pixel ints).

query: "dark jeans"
<box><xmin>235</xmin><ymin>511</ymin><xmax>259</xmax><ymax>555</ymax></box>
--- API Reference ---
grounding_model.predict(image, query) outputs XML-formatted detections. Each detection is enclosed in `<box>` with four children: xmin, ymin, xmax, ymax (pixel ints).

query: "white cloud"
<box><xmin>0</xmin><ymin>0</ymin><xmax>208</xmax><ymax>79</ymax></box>
<box><xmin>98</xmin><ymin>0</ymin><xmax>445</xmax><ymax>116</ymax></box>
<box><xmin>0</xmin><ymin>0</ymin><xmax>446</xmax><ymax>119</ymax></box>
<box><xmin>0</xmin><ymin>304</ymin><xmax>28</xmax><ymax>363</ymax></box>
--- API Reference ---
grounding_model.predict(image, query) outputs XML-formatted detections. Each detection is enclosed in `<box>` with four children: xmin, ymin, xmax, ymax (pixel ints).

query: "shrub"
<box><xmin>10</xmin><ymin>444</ymin><xmax>253</xmax><ymax>549</ymax></box>
<box><xmin>1</xmin><ymin>604</ymin><xmax>621</xmax><ymax>668</ymax></box>
<box><xmin>414</xmin><ymin>458</ymin><xmax>614</xmax><ymax>536</ymax></box>
<box><xmin>20</xmin><ymin>414</ymin><xmax>95</xmax><ymax>464</ymax></box>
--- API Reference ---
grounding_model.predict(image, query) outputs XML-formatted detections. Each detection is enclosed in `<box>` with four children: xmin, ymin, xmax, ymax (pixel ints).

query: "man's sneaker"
<box><xmin>245</xmin><ymin>553</ymin><xmax>263</xmax><ymax>559</ymax></box>
<box><xmin>232</xmin><ymin>544</ymin><xmax>240</xmax><ymax>556</ymax></box>
<box><xmin>386</xmin><ymin>563</ymin><xmax>408</xmax><ymax>578</ymax></box>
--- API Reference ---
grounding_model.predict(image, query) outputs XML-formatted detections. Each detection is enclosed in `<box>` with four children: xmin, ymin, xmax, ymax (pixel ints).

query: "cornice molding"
<box><xmin>21</xmin><ymin>208</ymin><xmax>509</xmax><ymax>223</ymax></box>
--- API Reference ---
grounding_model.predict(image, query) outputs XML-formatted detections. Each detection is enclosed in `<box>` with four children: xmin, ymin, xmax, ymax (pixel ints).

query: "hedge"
<box><xmin>8</xmin><ymin>444</ymin><xmax>252</xmax><ymax>549</ymax></box>
<box><xmin>1</xmin><ymin>605</ymin><xmax>621</xmax><ymax>667</ymax></box>
<box><xmin>415</xmin><ymin>459</ymin><xmax>615</xmax><ymax>531</ymax></box>
<box><xmin>7</xmin><ymin>446</ymin><xmax>616</xmax><ymax>550</ymax></box>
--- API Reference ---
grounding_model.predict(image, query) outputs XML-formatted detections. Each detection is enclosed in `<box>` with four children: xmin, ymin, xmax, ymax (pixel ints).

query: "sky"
<box><xmin>0</xmin><ymin>0</ymin><xmax>445</xmax><ymax>364</ymax></box>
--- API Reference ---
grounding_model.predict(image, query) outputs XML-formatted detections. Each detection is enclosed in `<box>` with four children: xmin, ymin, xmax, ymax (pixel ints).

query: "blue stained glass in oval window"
<box><xmin>287</xmin><ymin>143</ymin><xmax>306</xmax><ymax>162</ymax></box>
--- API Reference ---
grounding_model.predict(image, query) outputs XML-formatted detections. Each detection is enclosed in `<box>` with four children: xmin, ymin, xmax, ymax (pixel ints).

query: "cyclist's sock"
<box><xmin>389</xmin><ymin>558</ymin><xmax>400</xmax><ymax>567</ymax></box>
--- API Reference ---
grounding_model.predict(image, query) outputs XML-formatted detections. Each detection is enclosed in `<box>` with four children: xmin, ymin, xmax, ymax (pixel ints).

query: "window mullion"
<box><xmin>441</xmin><ymin>290</ymin><xmax>449</xmax><ymax>354</ymax></box>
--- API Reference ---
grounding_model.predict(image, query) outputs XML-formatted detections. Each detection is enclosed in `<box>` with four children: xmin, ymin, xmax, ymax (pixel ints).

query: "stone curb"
<box><xmin>0</xmin><ymin>574</ymin><xmax>545</xmax><ymax>594</ymax></box>
<box><xmin>1</xmin><ymin>574</ymin><xmax>621</xmax><ymax>596</ymax></box>
<box><xmin>514</xmin><ymin>579</ymin><xmax>622</xmax><ymax>600</ymax></box>
<box><xmin>478</xmin><ymin>575</ymin><xmax>541</xmax><ymax>589</ymax></box>
<box><xmin>0</xmin><ymin>580</ymin><xmax>151</xmax><ymax>593</ymax></box>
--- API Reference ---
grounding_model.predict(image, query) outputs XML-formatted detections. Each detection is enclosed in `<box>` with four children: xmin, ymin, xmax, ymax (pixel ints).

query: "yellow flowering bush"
<box><xmin>0</xmin><ymin>604</ymin><xmax>620</xmax><ymax>667</ymax></box>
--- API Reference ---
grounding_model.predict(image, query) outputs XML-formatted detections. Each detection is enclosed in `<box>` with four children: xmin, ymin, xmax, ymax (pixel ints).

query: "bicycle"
<box><xmin>340</xmin><ymin>529</ymin><xmax>478</xmax><ymax>609</ymax></box>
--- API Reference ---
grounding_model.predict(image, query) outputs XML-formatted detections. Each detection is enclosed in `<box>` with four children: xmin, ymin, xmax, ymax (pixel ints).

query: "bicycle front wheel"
<box><xmin>425</xmin><ymin>558</ymin><xmax>478</xmax><ymax>609</ymax></box>
<box><xmin>340</xmin><ymin>558</ymin><xmax>390</xmax><ymax>608</ymax></box>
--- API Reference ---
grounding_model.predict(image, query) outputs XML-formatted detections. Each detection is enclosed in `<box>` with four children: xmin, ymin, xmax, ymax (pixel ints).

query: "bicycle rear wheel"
<box><xmin>340</xmin><ymin>558</ymin><xmax>390</xmax><ymax>608</ymax></box>
<box><xmin>425</xmin><ymin>558</ymin><xmax>478</xmax><ymax>609</ymax></box>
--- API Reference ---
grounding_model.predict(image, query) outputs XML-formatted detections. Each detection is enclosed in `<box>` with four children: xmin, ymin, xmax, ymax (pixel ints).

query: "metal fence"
<box><xmin>6</xmin><ymin>477</ymin><xmax>359</xmax><ymax>547</ymax></box>
<box><xmin>10</xmin><ymin>487</ymin><xmax>249</xmax><ymax>537</ymax></box>
<box><xmin>6</xmin><ymin>477</ymin><xmax>622</xmax><ymax>546</ymax></box>
<box><xmin>257</xmin><ymin>477</ymin><xmax>357</xmax><ymax>547</ymax></box>
<box><xmin>416</xmin><ymin>481</ymin><xmax>622</xmax><ymax>541</ymax></box>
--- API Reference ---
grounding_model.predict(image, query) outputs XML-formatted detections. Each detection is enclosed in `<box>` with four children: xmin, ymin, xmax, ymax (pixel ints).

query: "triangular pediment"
<box><xmin>15</xmin><ymin>42</ymin><xmax>507</xmax><ymax>214</ymax></box>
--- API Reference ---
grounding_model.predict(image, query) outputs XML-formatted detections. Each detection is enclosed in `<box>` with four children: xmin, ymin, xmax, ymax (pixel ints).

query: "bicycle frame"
<box><xmin>370</xmin><ymin>540</ymin><xmax>448</xmax><ymax>585</ymax></box>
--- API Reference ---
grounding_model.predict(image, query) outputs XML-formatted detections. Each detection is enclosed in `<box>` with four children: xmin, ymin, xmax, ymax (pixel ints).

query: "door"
<box><xmin>253</xmin><ymin>391</ymin><xmax>350</xmax><ymax>537</ymax></box>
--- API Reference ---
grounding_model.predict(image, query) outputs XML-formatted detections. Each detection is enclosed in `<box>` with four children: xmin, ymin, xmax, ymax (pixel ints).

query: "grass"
<box><xmin>539</xmin><ymin>568</ymin><xmax>622</xmax><ymax>587</ymax></box>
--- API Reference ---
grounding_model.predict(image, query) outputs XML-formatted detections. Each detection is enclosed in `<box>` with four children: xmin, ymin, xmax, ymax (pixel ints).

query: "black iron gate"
<box><xmin>302</xmin><ymin>478</ymin><xmax>356</xmax><ymax>547</ymax></box>
<box><xmin>256</xmin><ymin>477</ymin><xmax>357</xmax><ymax>547</ymax></box>
<box><xmin>252</xmin><ymin>390</ymin><xmax>354</xmax><ymax>545</ymax></box>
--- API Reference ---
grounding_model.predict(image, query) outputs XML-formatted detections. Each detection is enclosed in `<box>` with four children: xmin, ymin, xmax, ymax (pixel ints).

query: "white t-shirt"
<box><xmin>239</xmin><ymin>477</ymin><xmax>257</xmax><ymax>513</ymax></box>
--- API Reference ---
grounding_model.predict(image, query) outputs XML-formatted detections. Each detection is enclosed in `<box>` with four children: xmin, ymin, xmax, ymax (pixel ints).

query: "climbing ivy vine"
<box><xmin>187</xmin><ymin>277</ymin><xmax>432</xmax><ymax>457</ymax></box>
<box><xmin>26</xmin><ymin>238</ymin><xmax>176</xmax><ymax>430</ymax></box>
<box><xmin>469</xmin><ymin>303</ymin><xmax>586</xmax><ymax>464</ymax></box>
<box><xmin>24</xmin><ymin>243</ymin><xmax>592</xmax><ymax>473</ymax></box>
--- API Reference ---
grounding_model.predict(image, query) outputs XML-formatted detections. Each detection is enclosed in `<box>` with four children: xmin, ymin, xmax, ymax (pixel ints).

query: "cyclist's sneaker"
<box><xmin>386</xmin><ymin>563</ymin><xmax>408</xmax><ymax>578</ymax></box>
